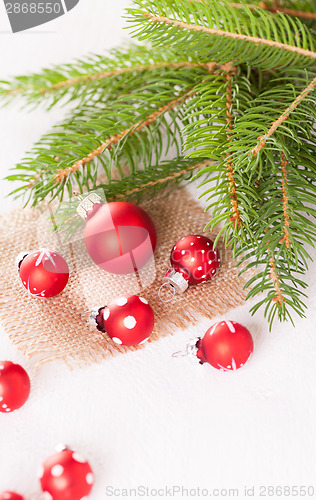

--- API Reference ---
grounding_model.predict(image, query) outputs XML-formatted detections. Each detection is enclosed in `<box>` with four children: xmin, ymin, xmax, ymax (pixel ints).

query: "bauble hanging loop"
<box><xmin>160</xmin><ymin>234</ymin><xmax>220</xmax><ymax>301</ymax></box>
<box><xmin>88</xmin><ymin>294</ymin><xmax>155</xmax><ymax>346</ymax></box>
<box><xmin>77</xmin><ymin>193</ymin><xmax>157</xmax><ymax>275</ymax></box>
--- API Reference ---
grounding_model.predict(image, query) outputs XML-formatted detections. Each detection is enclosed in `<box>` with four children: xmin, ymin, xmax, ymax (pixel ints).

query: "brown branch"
<box><xmin>27</xmin><ymin>156</ymin><xmax>60</xmax><ymax>189</ymax></box>
<box><xmin>54</xmin><ymin>87</ymin><xmax>201</xmax><ymax>184</ymax></box>
<box><xmin>269</xmin><ymin>252</ymin><xmax>286</xmax><ymax>306</ymax></box>
<box><xmin>250</xmin><ymin>76</ymin><xmax>316</xmax><ymax>157</ymax></box>
<box><xmin>230</xmin><ymin>1</ymin><xmax>316</xmax><ymax>21</ymax></box>
<box><xmin>225</xmin><ymin>69</ymin><xmax>242</xmax><ymax>228</ymax></box>
<box><xmin>142</xmin><ymin>12</ymin><xmax>316</xmax><ymax>60</ymax></box>
<box><xmin>190</xmin><ymin>0</ymin><xmax>316</xmax><ymax>22</ymax></box>
<box><xmin>264</xmin><ymin>228</ymin><xmax>286</xmax><ymax>305</ymax></box>
<box><xmin>114</xmin><ymin>160</ymin><xmax>215</xmax><ymax>199</ymax></box>
<box><xmin>5</xmin><ymin>61</ymin><xmax>213</xmax><ymax>97</ymax></box>
<box><xmin>260</xmin><ymin>2</ymin><xmax>316</xmax><ymax>21</ymax></box>
<box><xmin>279</xmin><ymin>152</ymin><xmax>290</xmax><ymax>249</ymax></box>
<box><xmin>28</xmin><ymin>173</ymin><xmax>42</xmax><ymax>189</ymax></box>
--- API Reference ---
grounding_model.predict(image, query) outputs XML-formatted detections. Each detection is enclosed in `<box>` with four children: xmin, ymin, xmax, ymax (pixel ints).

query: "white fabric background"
<box><xmin>0</xmin><ymin>1</ymin><xmax>316</xmax><ymax>499</ymax></box>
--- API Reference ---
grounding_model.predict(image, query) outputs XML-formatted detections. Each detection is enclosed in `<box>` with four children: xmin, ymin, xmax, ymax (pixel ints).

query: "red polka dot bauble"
<box><xmin>195</xmin><ymin>320</ymin><xmax>253</xmax><ymax>371</ymax></box>
<box><xmin>161</xmin><ymin>234</ymin><xmax>220</xmax><ymax>297</ymax></box>
<box><xmin>89</xmin><ymin>295</ymin><xmax>155</xmax><ymax>346</ymax></box>
<box><xmin>0</xmin><ymin>492</ymin><xmax>25</xmax><ymax>500</ymax></box>
<box><xmin>17</xmin><ymin>249</ymin><xmax>69</xmax><ymax>298</ymax></box>
<box><xmin>0</xmin><ymin>361</ymin><xmax>30</xmax><ymax>413</ymax></box>
<box><xmin>39</xmin><ymin>446</ymin><xmax>94</xmax><ymax>500</ymax></box>
<box><xmin>77</xmin><ymin>193</ymin><xmax>156</xmax><ymax>275</ymax></box>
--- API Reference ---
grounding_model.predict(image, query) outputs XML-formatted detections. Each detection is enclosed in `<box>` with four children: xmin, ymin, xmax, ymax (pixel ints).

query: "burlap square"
<box><xmin>0</xmin><ymin>188</ymin><xmax>250</xmax><ymax>367</ymax></box>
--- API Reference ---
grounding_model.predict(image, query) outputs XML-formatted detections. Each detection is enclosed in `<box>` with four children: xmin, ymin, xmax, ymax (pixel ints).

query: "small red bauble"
<box><xmin>0</xmin><ymin>361</ymin><xmax>31</xmax><ymax>413</ymax></box>
<box><xmin>0</xmin><ymin>492</ymin><xmax>25</xmax><ymax>500</ymax></box>
<box><xmin>39</xmin><ymin>446</ymin><xmax>94</xmax><ymax>500</ymax></box>
<box><xmin>89</xmin><ymin>295</ymin><xmax>155</xmax><ymax>346</ymax></box>
<box><xmin>195</xmin><ymin>320</ymin><xmax>253</xmax><ymax>370</ymax></box>
<box><xmin>17</xmin><ymin>249</ymin><xmax>69</xmax><ymax>298</ymax></box>
<box><xmin>161</xmin><ymin>234</ymin><xmax>220</xmax><ymax>296</ymax></box>
<box><xmin>77</xmin><ymin>193</ymin><xmax>156</xmax><ymax>275</ymax></box>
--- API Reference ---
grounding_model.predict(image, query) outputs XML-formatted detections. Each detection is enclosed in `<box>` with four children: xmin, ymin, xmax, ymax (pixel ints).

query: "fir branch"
<box><xmin>251</xmin><ymin>76</ymin><xmax>316</xmax><ymax>156</ymax></box>
<box><xmin>184</xmin><ymin>71</ymin><xmax>257</xmax><ymax>251</ymax></box>
<box><xmin>54</xmin><ymin>85</ymin><xmax>203</xmax><ymax>185</ymax></box>
<box><xmin>0</xmin><ymin>45</ymin><xmax>211</xmax><ymax>109</ymax></box>
<box><xmin>8</xmin><ymin>65</ymin><xmax>221</xmax><ymax>204</ymax></box>
<box><xmin>268</xmin><ymin>251</ymin><xmax>286</xmax><ymax>307</ymax></box>
<box><xmin>128</xmin><ymin>0</ymin><xmax>316</xmax><ymax>70</ymax></box>
<box><xmin>117</xmin><ymin>158</ymin><xmax>213</xmax><ymax>199</ymax></box>
<box><xmin>280</xmin><ymin>152</ymin><xmax>290</xmax><ymax>249</ymax></box>
<box><xmin>225</xmin><ymin>69</ymin><xmax>242</xmax><ymax>228</ymax></box>
<box><xmin>141</xmin><ymin>11</ymin><xmax>316</xmax><ymax>60</ymax></box>
<box><xmin>4</xmin><ymin>62</ymin><xmax>209</xmax><ymax>97</ymax></box>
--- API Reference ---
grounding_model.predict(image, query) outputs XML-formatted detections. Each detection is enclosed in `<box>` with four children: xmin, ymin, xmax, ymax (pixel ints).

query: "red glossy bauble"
<box><xmin>196</xmin><ymin>320</ymin><xmax>253</xmax><ymax>371</ymax></box>
<box><xmin>81</xmin><ymin>196</ymin><xmax>156</xmax><ymax>275</ymax></box>
<box><xmin>0</xmin><ymin>492</ymin><xmax>25</xmax><ymax>500</ymax></box>
<box><xmin>18</xmin><ymin>249</ymin><xmax>69</xmax><ymax>298</ymax></box>
<box><xmin>0</xmin><ymin>362</ymin><xmax>30</xmax><ymax>413</ymax></box>
<box><xmin>39</xmin><ymin>447</ymin><xmax>94</xmax><ymax>500</ymax></box>
<box><xmin>171</xmin><ymin>234</ymin><xmax>220</xmax><ymax>284</ymax></box>
<box><xmin>92</xmin><ymin>295</ymin><xmax>155</xmax><ymax>346</ymax></box>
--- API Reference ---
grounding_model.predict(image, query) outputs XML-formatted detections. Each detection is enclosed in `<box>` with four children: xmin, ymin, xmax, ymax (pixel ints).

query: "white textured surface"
<box><xmin>0</xmin><ymin>1</ymin><xmax>316</xmax><ymax>498</ymax></box>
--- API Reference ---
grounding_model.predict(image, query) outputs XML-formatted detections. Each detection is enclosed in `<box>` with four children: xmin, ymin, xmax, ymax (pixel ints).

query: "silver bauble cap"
<box><xmin>76</xmin><ymin>193</ymin><xmax>103</xmax><ymax>220</ymax></box>
<box><xmin>89</xmin><ymin>305</ymin><xmax>104</xmax><ymax>329</ymax></box>
<box><xmin>15</xmin><ymin>251</ymin><xmax>29</xmax><ymax>270</ymax></box>
<box><xmin>162</xmin><ymin>268</ymin><xmax>189</xmax><ymax>294</ymax></box>
<box><xmin>186</xmin><ymin>338</ymin><xmax>199</xmax><ymax>358</ymax></box>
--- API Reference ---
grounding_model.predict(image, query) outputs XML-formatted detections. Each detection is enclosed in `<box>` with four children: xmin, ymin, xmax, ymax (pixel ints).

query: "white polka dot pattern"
<box><xmin>139</xmin><ymin>297</ymin><xmax>148</xmax><ymax>304</ymax></box>
<box><xmin>103</xmin><ymin>308</ymin><xmax>110</xmax><ymax>321</ymax></box>
<box><xmin>86</xmin><ymin>472</ymin><xmax>94</xmax><ymax>485</ymax></box>
<box><xmin>72</xmin><ymin>452</ymin><xmax>86</xmax><ymax>463</ymax></box>
<box><xmin>115</xmin><ymin>297</ymin><xmax>128</xmax><ymax>306</ymax></box>
<box><xmin>112</xmin><ymin>337</ymin><xmax>123</xmax><ymax>345</ymax></box>
<box><xmin>123</xmin><ymin>316</ymin><xmax>137</xmax><ymax>329</ymax></box>
<box><xmin>140</xmin><ymin>337</ymin><xmax>149</xmax><ymax>344</ymax></box>
<box><xmin>51</xmin><ymin>464</ymin><xmax>64</xmax><ymax>477</ymax></box>
<box><xmin>42</xmin><ymin>492</ymin><xmax>54</xmax><ymax>500</ymax></box>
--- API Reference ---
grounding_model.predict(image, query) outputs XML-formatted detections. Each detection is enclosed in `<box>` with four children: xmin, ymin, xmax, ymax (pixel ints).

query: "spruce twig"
<box><xmin>54</xmin><ymin>85</ymin><xmax>202</xmax><ymax>185</ymax></box>
<box><xmin>141</xmin><ymin>12</ymin><xmax>316</xmax><ymax>61</ymax></box>
<box><xmin>3</xmin><ymin>61</ymin><xmax>211</xmax><ymax>97</ymax></box>
<box><xmin>224</xmin><ymin>69</ymin><xmax>242</xmax><ymax>229</ymax></box>
<box><xmin>280</xmin><ymin>153</ymin><xmax>291</xmax><ymax>249</ymax></box>
<box><xmin>250</xmin><ymin>76</ymin><xmax>316</xmax><ymax>157</ymax></box>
